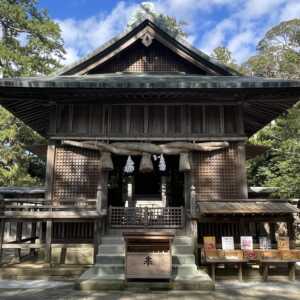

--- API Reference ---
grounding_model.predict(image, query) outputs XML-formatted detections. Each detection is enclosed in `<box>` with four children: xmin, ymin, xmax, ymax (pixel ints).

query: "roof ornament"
<box><xmin>141</xmin><ymin>32</ymin><xmax>154</xmax><ymax>47</ymax></box>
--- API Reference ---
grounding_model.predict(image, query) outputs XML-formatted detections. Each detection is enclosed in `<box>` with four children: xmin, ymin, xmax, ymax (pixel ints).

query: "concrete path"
<box><xmin>0</xmin><ymin>280</ymin><xmax>299</xmax><ymax>299</ymax></box>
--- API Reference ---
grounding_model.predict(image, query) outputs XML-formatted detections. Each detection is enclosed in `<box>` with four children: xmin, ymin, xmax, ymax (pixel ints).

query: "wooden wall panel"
<box><xmin>130</xmin><ymin>106</ymin><xmax>145</xmax><ymax>136</ymax></box>
<box><xmin>53</xmin><ymin>103</ymin><xmax>244</xmax><ymax>138</ymax></box>
<box><xmin>73</xmin><ymin>104</ymin><xmax>89</xmax><ymax>134</ymax></box>
<box><xmin>88</xmin><ymin>41</ymin><xmax>205</xmax><ymax>74</ymax></box>
<box><xmin>110</xmin><ymin>105</ymin><xmax>127</xmax><ymax>135</ymax></box>
<box><xmin>192</xmin><ymin>143</ymin><xmax>246</xmax><ymax>200</ymax></box>
<box><xmin>53</xmin><ymin>146</ymin><xmax>101</xmax><ymax>204</ymax></box>
<box><xmin>148</xmin><ymin>105</ymin><xmax>165</xmax><ymax>135</ymax></box>
<box><xmin>167</xmin><ymin>106</ymin><xmax>182</xmax><ymax>135</ymax></box>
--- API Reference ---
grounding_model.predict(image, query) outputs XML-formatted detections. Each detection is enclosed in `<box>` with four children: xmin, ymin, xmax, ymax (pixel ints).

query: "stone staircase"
<box><xmin>77</xmin><ymin>234</ymin><xmax>214</xmax><ymax>291</ymax></box>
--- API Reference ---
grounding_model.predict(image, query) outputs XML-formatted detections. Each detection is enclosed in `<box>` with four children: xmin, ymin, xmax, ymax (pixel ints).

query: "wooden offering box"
<box><xmin>123</xmin><ymin>232</ymin><xmax>174</xmax><ymax>280</ymax></box>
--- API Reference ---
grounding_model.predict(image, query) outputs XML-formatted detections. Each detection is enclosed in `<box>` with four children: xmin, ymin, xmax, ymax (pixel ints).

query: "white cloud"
<box><xmin>227</xmin><ymin>31</ymin><xmax>256</xmax><ymax>62</ymax></box>
<box><xmin>56</xmin><ymin>0</ymin><xmax>300</xmax><ymax>66</ymax></box>
<box><xmin>280</xmin><ymin>1</ymin><xmax>300</xmax><ymax>21</ymax></box>
<box><xmin>58</xmin><ymin>2</ymin><xmax>137</xmax><ymax>65</ymax></box>
<box><xmin>240</xmin><ymin>0</ymin><xmax>285</xmax><ymax>20</ymax></box>
<box><xmin>199</xmin><ymin>19</ymin><xmax>236</xmax><ymax>54</ymax></box>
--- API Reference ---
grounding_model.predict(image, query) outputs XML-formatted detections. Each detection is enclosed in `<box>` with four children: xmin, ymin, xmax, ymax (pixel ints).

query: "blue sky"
<box><xmin>39</xmin><ymin>0</ymin><xmax>300</xmax><ymax>65</ymax></box>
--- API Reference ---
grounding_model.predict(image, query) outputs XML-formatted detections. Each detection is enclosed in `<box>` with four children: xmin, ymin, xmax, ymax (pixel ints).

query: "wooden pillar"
<box><xmin>288</xmin><ymin>262</ymin><xmax>296</xmax><ymax>281</ymax></box>
<box><xmin>30</xmin><ymin>222</ymin><xmax>37</xmax><ymax>256</ymax></box>
<box><xmin>262</xmin><ymin>263</ymin><xmax>268</xmax><ymax>281</ymax></box>
<box><xmin>93</xmin><ymin>219</ymin><xmax>101</xmax><ymax>264</ymax></box>
<box><xmin>15</xmin><ymin>222</ymin><xmax>23</xmax><ymax>262</ymax></box>
<box><xmin>191</xmin><ymin>219</ymin><xmax>198</xmax><ymax>265</ymax></box>
<box><xmin>0</xmin><ymin>219</ymin><xmax>4</xmax><ymax>263</ymax></box>
<box><xmin>211</xmin><ymin>263</ymin><xmax>216</xmax><ymax>284</ymax></box>
<box><xmin>238</xmin><ymin>263</ymin><xmax>243</xmax><ymax>282</ymax></box>
<box><xmin>45</xmin><ymin>220</ymin><xmax>52</xmax><ymax>264</ymax></box>
<box><xmin>0</xmin><ymin>194</ymin><xmax>4</xmax><ymax>263</ymax></box>
<box><xmin>190</xmin><ymin>185</ymin><xmax>196</xmax><ymax>218</ymax></box>
<box><xmin>237</xmin><ymin>142</ymin><xmax>248</xmax><ymax>199</ymax></box>
<box><xmin>161</xmin><ymin>176</ymin><xmax>167</xmax><ymax>207</ymax></box>
<box><xmin>287</xmin><ymin>215</ymin><xmax>296</xmax><ymax>249</ymax></box>
<box><xmin>127</xmin><ymin>176</ymin><xmax>134</xmax><ymax>208</ymax></box>
<box><xmin>45</xmin><ymin>141</ymin><xmax>56</xmax><ymax>204</ymax></box>
<box><xmin>184</xmin><ymin>173</ymin><xmax>191</xmax><ymax>210</ymax></box>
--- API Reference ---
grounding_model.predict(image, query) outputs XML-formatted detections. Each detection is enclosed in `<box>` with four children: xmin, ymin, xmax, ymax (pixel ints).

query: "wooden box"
<box><xmin>280</xmin><ymin>250</ymin><xmax>300</xmax><ymax>260</ymax></box>
<box><xmin>261</xmin><ymin>250</ymin><xmax>281</xmax><ymax>260</ymax></box>
<box><xmin>123</xmin><ymin>232</ymin><xmax>174</xmax><ymax>280</ymax></box>
<box><xmin>223</xmin><ymin>250</ymin><xmax>244</xmax><ymax>261</ymax></box>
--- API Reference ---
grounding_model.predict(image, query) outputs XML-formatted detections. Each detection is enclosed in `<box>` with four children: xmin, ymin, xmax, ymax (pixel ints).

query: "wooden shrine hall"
<box><xmin>0</xmin><ymin>18</ymin><xmax>299</xmax><ymax>290</ymax></box>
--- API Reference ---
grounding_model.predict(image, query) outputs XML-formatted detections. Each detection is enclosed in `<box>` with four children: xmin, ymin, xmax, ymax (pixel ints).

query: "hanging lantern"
<box><xmin>139</xmin><ymin>153</ymin><xmax>153</xmax><ymax>173</ymax></box>
<box><xmin>124</xmin><ymin>155</ymin><xmax>135</xmax><ymax>174</ymax></box>
<box><xmin>179</xmin><ymin>152</ymin><xmax>191</xmax><ymax>172</ymax></box>
<box><xmin>99</xmin><ymin>152</ymin><xmax>114</xmax><ymax>171</ymax></box>
<box><xmin>158</xmin><ymin>154</ymin><xmax>166</xmax><ymax>172</ymax></box>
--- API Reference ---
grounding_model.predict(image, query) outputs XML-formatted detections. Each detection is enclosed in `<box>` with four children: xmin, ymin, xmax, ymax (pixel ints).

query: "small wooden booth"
<box><xmin>123</xmin><ymin>232</ymin><xmax>174</xmax><ymax>280</ymax></box>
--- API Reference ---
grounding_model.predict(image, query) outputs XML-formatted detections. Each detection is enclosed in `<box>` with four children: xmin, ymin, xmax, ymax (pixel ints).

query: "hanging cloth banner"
<box><xmin>139</xmin><ymin>153</ymin><xmax>154</xmax><ymax>173</ymax></box>
<box><xmin>124</xmin><ymin>155</ymin><xmax>135</xmax><ymax>174</ymax></box>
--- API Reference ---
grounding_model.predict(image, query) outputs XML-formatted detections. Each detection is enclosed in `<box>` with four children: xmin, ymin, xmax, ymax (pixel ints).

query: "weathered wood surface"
<box><xmin>53</xmin><ymin>103</ymin><xmax>243</xmax><ymax>139</ymax></box>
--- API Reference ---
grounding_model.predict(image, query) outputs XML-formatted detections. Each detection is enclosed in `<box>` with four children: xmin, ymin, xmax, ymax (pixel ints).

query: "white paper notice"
<box><xmin>240</xmin><ymin>236</ymin><xmax>253</xmax><ymax>250</ymax></box>
<box><xmin>221</xmin><ymin>236</ymin><xmax>234</xmax><ymax>250</ymax></box>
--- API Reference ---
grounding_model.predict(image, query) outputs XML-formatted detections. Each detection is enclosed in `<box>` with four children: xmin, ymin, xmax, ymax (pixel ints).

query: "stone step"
<box><xmin>96</xmin><ymin>255</ymin><xmax>124</xmax><ymax>265</ymax></box>
<box><xmin>172</xmin><ymin>255</ymin><xmax>195</xmax><ymax>265</ymax></box>
<box><xmin>98</xmin><ymin>245</ymin><xmax>125</xmax><ymax>254</ymax></box>
<box><xmin>173</xmin><ymin>236</ymin><xmax>193</xmax><ymax>246</ymax></box>
<box><xmin>76</xmin><ymin>278</ymin><xmax>125</xmax><ymax>291</ymax></box>
<box><xmin>96</xmin><ymin>254</ymin><xmax>195</xmax><ymax>265</ymax></box>
<box><xmin>85</xmin><ymin>265</ymin><xmax>124</xmax><ymax>276</ymax></box>
<box><xmin>0</xmin><ymin>266</ymin><xmax>88</xmax><ymax>280</ymax></box>
<box><xmin>101</xmin><ymin>236</ymin><xmax>124</xmax><ymax>245</ymax></box>
<box><xmin>172</xmin><ymin>245</ymin><xmax>194</xmax><ymax>255</ymax></box>
<box><xmin>172</xmin><ymin>265</ymin><xmax>198</xmax><ymax>277</ymax></box>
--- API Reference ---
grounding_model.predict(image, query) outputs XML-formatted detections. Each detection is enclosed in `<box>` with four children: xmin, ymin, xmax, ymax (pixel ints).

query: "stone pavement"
<box><xmin>0</xmin><ymin>280</ymin><xmax>300</xmax><ymax>300</ymax></box>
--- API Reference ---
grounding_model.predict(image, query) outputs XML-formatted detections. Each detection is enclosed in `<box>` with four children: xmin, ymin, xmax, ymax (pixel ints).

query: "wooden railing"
<box><xmin>0</xmin><ymin>198</ymin><xmax>100</xmax><ymax>219</ymax></box>
<box><xmin>109</xmin><ymin>206</ymin><xmax>185</xmax><ymax>228</ymax></box>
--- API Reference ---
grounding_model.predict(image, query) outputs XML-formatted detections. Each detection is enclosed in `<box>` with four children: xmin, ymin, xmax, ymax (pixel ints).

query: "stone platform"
<box><xmin>77</xmin><ymin>235</ymin><xmax>214</xmax><ymax>291</ymax></box>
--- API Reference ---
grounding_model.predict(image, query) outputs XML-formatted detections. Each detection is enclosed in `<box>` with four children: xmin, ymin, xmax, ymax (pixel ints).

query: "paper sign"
<box><xmin>277</xmin><ymin>236</ymin><xmax>289</xmax><ymax>250</ymax></box>
<box><xmin>221</xmin><ymin>236</ymin><xmax>234</xmax><ymax>250</ymax></box>
<box><xmin>259</xmin><ymin>236</ymin><xmax>271</xmax><ymax>249</ymax></box>
<box><xmin>203</xmin><ymin>236</ymin><xmax>216</xmax><ymax>250</ymax></box>
<box><xmin>240</xmin><ymin>236</ymin><xmax>253</xmax><ymax>250</ymax></box>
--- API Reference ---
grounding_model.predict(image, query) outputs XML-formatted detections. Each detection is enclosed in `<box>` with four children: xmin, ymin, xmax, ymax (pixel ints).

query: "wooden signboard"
<box><xmin>277</xmin><ymin>236</ymin><xmax>290</xmax><ymax>250</ymax></box>
<box><xmin>221</xmin><ymin>236</ymin><xmax>234</xmax><ymax>250</ymax></box>
<box><xmin>203</xmin><ymin>236</ymin><xmax>216</xmax><ymax>250</ymax></box>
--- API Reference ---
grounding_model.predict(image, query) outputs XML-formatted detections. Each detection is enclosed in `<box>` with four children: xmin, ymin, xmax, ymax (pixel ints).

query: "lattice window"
<box><xmin>53</xmin><ymin>146</ymin><xmax>101</xmax><ymax>204</ymax></box>
<box><xmin>192</xmin><ymin>143</ymin><xmax>243</xmax><ymax>200</ymax></box>
<box><xmin>88</xmin><ymin>40</ymin><xmax>205</xmax><ymax>74</ymax></box>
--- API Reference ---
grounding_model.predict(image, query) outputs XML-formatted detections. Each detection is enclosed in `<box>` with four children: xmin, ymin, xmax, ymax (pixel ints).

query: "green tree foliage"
<box><xmin>211</xmin><ymin>46</ymin><xmax>244</xmax><ymax>74</ymax></box>
<box><xmin>127</xmin><ymin>2</ymin><xmax>187</xmax><ymax>38</ymax></box>
<box><xmin>244</xmin><ymin>19</ymin><xmax>300</xmax><ymax>79</ymax></box>
<box><xmin>0</xmin><ymin>0</ymin><xmax>65</xmax><ymax>77</ymax></box>
<box><xmin>0</xmin><ymin>0</ymin><xmax>65</xmax><ymax>186</ymax></box>
<box><xmin>245</xmin><ymin>19</ymin><xmax>300</xmax><ymax>198</ymax></box>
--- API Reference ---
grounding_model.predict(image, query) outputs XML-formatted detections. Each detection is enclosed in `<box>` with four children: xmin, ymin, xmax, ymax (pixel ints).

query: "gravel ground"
<box><xmin>0</xmin><ymin>280</ymin><xmax>300</xmax><ymax>300</ymax></box>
